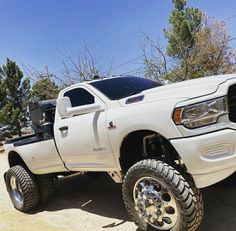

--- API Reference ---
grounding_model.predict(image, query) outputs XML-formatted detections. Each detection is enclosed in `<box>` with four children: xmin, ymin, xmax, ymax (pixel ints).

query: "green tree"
<box><xmin>164</xmin><ymin>0</ymin><xmax>203</xmax><ymax>58</ymax></box>
<box><xmin>142</xmin><ymin>0</ymin><xmax>236</xmax><ymax>82</ymax></box>
<box><xmin>163</xmin><ymin>0</ymin><xmax>203</xmax><ymax>80</ymax></box>
<box><xmin>0</xmin><ymin>58</ymin><xmax>31</xmax><ymax>136</ymax></box>
<box><xmin>32</xmin><ymin>77</ymin><xmax>59</xmax><ymax>100</ymax></box>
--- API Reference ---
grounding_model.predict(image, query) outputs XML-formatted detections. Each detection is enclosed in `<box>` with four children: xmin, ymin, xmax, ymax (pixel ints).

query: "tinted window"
<box><xmin>89</xmin><ymin>77</ymin><xmax>162</xmax><ymax>100</ymax></box>
<box><xmin>64</xmin><ymin>88</ymin><xmax>95</xmax><ymax>107</ymax></box>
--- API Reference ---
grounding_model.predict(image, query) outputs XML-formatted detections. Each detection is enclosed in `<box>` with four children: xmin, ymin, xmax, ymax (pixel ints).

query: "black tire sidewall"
<box><xmin>5</xmin><ymin>165</ymin><xmax>39</xmax><ymax>212</ymax></box>
<box><xmin>6</xmin><ymin>168</ymin><xmax>25</xmax><ymax>210</ymax></box>
<box><xmin>123</xmin><ymin>162</ymin><xmax>188</xmax><ymax>231</ymax></box>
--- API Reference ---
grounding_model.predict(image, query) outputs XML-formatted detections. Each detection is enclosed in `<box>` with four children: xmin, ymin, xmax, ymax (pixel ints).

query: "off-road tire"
<box><xmin>181</xmin><ymin>171</ymin><xmax>204</xmax><ymax>228</ymax></box>
<box><xmin>36</xmin><ymin>175</ymin><xmax>55</xmax><ymax>204</ymax></box>
<box><xmin>5</xmin><ymin>165</ymin><xmax>39</xmax><ymax>212</ymax></box>
<box><xmin>122</xmin><ymin>159</ymin><xmax>204</xmax><ymax>231</ymax></box>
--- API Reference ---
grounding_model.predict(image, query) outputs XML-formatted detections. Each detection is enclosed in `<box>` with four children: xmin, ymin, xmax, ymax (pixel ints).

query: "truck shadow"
<box><xmin>200</xmin><ymin>173</ymin><xmax>236</xmax><ymax>231</ymax></box>
<box><xmin>31</xmin><ymin>174</ymin><xmax>131</xmax><ymax>224</ymax></box>
<box><xmin>29</xmin><ymin>173</ymin><xmax>236</xmax><ymax>231</ymax></box>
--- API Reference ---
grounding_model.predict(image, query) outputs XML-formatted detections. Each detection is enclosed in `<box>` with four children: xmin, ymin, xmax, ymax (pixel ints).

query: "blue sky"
<box><xmin>0</xmin><ymin>0</ymin><xmax>236</xmax><ymax>77</ymax></box>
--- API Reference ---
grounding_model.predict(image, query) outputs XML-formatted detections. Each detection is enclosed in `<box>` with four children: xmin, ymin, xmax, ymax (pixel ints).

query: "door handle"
<box><xmin>59</xmin><ymin>126</ymin><xmax>68</xmax><ymax>131</ymax></box>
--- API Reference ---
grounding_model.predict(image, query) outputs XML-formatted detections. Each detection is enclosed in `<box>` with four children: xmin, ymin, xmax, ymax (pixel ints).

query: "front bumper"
<box><xmin>170</xmin><ymin>128</ymin><xmax>236</xmax><ymax>188</ymax></box>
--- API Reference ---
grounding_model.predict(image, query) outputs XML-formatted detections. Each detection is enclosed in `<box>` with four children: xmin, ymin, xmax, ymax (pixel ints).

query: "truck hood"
<box><xmin>119</xmin><ymin>74</ymin><xmax>236</xmax><ymax>106</ymax></box>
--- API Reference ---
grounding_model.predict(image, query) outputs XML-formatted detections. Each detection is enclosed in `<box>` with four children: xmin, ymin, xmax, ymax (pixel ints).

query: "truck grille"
<box><xmin>228</xmin><ymin>84</ymin><xmax>236</xmax><ymax>122</ymax></box>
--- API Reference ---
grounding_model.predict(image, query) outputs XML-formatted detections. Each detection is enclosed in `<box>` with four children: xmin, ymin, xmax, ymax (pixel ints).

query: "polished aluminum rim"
<box><xmin>10</xmin><ymin>176</ymin><xmax>23</xmax><ymax>208</ymax></box>
<box><xmin>133</xmin><ymin>177</ymin><xmax>178</xmax><ymax>230</ymax></box>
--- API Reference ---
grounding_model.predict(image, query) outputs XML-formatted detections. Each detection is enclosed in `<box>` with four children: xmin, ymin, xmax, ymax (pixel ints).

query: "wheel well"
<box><xmin>120</xmin><ymin>130</ymin><xmax>184</xmax><ymax>173</ymax></box>
<box><xmin>8</xmin><ymin>151</ymin><xmax>27</xmax><ymax>168</ymax></box>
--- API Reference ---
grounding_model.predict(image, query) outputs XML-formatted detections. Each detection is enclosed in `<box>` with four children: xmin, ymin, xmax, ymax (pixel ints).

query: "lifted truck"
<box><xmin>4</xmin><ymin>75</ymin><xmax>236</xmax><ymax>231</ymax></box>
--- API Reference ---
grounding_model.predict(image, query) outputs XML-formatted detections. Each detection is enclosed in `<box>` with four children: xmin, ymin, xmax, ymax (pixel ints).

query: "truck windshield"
<box><xmin>89</xmin><ymin>76</ymin><xmax>162</xmax><ymax>100</ymax></box>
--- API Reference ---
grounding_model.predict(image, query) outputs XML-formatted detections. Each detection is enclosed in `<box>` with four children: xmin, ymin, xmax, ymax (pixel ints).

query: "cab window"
<box><xmin>64</xmin><ymin>88</ymin><xmax>95</xmax><ymax>107</ymax></box>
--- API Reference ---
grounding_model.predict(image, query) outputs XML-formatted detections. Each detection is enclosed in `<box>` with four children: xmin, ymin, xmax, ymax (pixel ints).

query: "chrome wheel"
<box><xmin>133</xmin><ymin>177</ymin><xmax>178</xmax><ymax>230</ymax></box>
<box><xmin>10</xmin><ymin>175</ymin><xmax>24</xmax><ymax>208</ymax></box>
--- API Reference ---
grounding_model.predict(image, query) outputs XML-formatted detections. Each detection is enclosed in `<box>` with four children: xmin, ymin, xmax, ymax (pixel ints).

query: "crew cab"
<box><xmin>4</xmin><ymin>75</ymin><xmax>236</xmax><ymax>231</ymax></box>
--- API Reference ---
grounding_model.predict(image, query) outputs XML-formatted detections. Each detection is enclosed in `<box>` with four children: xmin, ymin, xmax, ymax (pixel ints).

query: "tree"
<box><xmin>163</xmin><ymin>0</ymin><xmax>204</xmax><ymax>80</ymax></box>
<box><xmin>23</xmin><ymin>65</ymin><xmax>60</xmax><ymax>100</ymax></box>
<box><xmin>64</xmin><ymin>44</ymin><xmax>100</xmax><ymax>82</ymax></box>
<box><xmin>32</xmin><ymin>77</ymin><xmax>59</xmax><ymax>101</ymax></box>
<box><xmin>164</xmin><ymin>0</ymin><xmax>203</xmax><ymax>59</ymax></box>
<box><xmin>140</xmin><ymin>33</ymin><xmax>169</xmax><ymax>82</ymax></box>
<box><xmin>142</xmin><ymin>0</ymin><xmax>236</xmax><ymax>82</ymax></box>
<box><xmin>60</xmin><ymin>43</ymin><xmax>114</xmax><ymax>85</ymax></box>
<box><xmin>193</xmin><ymin>16</ymin><xmax>236</xmax><ymax>76</ymax></box>
<box><xmin>0</xmin><ymin>58</ymin><xmax>31</xmax><ymax>137</ymax></box>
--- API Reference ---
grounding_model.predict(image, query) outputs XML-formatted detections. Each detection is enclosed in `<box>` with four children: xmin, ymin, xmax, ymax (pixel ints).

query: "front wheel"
<box><xmin>122</xmin><ymin>159</ymin><xmax>203</xmax><ymax>231</ymax></box>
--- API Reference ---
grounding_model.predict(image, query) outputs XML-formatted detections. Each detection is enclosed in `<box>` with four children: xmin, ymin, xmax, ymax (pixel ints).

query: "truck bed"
<box><xmin>5</xmin><ymin>134</ymin><xmax>44</xmax><ymax>147</ymax></box>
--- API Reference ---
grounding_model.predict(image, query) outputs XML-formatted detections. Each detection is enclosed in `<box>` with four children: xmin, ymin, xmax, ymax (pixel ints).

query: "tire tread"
<box><xmin>122</xmin><ymin>159</ymin><xmax>204</xmax><ymax>231</ymax></box>
<box><xmin>6</xmin><ymin>165</ymin><xmax>39</xmax><ymax>212</ymax></box>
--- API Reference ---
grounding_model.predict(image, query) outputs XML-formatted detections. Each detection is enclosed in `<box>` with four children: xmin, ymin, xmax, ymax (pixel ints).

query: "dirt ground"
<box><xmin>1</xmin><ymin>152</ymin><xmax>236</xmax><ymax>231</ymax></box>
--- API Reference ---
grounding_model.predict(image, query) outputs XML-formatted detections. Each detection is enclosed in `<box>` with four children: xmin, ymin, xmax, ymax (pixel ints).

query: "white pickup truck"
<box><xmin>4</xmin><ymin>75</ymin><xmax>236</xmax><ymax>231</ymax></box>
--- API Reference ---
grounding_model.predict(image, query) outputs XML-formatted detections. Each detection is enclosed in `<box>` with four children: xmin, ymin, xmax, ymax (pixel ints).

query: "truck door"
<box><xmin>54</xmin><ymin>86</ymin><xmax>116</xmax><ymax>171</ymax></box>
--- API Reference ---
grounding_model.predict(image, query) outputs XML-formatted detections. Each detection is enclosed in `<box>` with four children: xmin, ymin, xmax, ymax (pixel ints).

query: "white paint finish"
<box><xmin>170</xmin><ymin>129</ymin><xmax>236</xmax><ymax>186</ymax></box>
<box><xmin>8</xmin><ymin>139</ymin><xmax>67</xmax><ymax>174</ymax></box>
<box><xmin>54</xmin><ymin>110</ymin><xmax>116</xmax><ymax>170</ymax></box>
<box><xmin>118</xmin><ymin>74</ymin><xmax>236</xmax><ymax>106</ymax></box>
<box><xmin>106</xmin><ymin>99</ymin><xmax>184</xmax><ymax>167</ymax></box>
<box><xmin>5</xmin><ymin>74</ymin><xmax>236</xmax><ymax>187</ymax></box>
<box><xmin>54</xmin><ymin>86</ymin><xmax>116</xmax><ymax>171</ymax></box>
<box><xmin>192</xmin><ymin>168</ymin><xmax>235</xmax><ymax>188</ymax></box>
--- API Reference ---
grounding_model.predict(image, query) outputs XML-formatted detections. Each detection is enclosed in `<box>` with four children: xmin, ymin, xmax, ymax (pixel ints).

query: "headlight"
<box><xmin>173</xmin><ymin>97</ymin><xmax>228</xmax><ymax>129</ymax></box>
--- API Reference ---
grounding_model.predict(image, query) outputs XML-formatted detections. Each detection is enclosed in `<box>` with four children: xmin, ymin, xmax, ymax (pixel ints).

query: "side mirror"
<box><xmin>57</xmin><ymin>97</ymin><xmax>103</xmax><ymax>118</ymax></box>
<box><xmin>67</xmin><ymin>104</ymin><xmax>101</xmax><ymax>116</ymax></box>
<box><xmin>57</xmin><ymin>97</ymin><xmax>72</xmax><ymax>118</ymax></box>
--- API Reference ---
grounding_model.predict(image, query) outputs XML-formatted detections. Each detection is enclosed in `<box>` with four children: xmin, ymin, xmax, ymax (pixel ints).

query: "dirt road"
<box><xmin>1</xmin><ymin>152</ymin><xmax>236</xmax><ymax>231</ymax></box>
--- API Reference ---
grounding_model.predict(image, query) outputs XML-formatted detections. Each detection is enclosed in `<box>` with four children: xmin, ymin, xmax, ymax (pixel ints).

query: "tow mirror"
<box><xmin>57</xmin><ymin>97</ymin><xmax>103</xmax><ymax>118</ymax></box>
<box><xmin>57</xmin><ymin>97</ymin><xmax>72</xmax><ymax>118</ymax></box>
<box><xmin>67</xmin><ymin>104</ymin><xmax>101</xmax><ymax>116</ymax></box>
